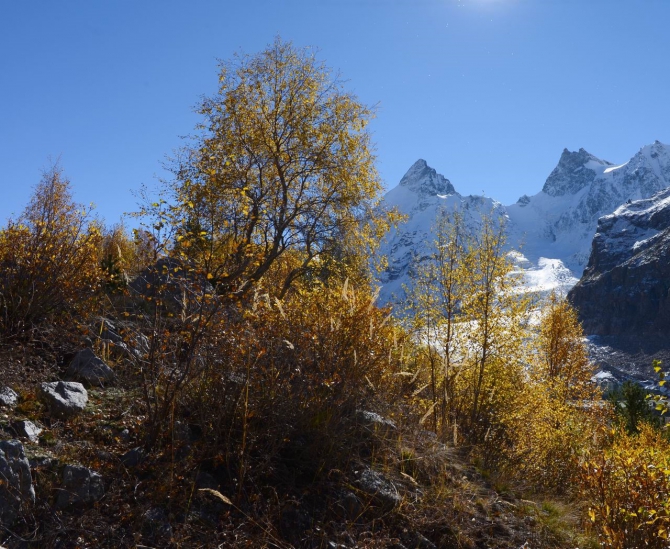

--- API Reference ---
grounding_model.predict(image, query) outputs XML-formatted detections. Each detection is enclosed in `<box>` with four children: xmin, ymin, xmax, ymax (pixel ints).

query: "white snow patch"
<box><xmin>603</xmin><ymin>163</ymin><xmax>628</xmax><ymax>174</ymax></box>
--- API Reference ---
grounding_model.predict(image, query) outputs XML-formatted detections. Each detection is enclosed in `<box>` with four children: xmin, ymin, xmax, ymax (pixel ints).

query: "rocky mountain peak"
<box><xmin>399</xmin><ymin>159</ymin><xmax>456</xmax><ymax>197</ymax></box>
<box><xmin>541</xmin><ymin>148</ymin><xmax>614</xmax><ymax>197</ymax></box>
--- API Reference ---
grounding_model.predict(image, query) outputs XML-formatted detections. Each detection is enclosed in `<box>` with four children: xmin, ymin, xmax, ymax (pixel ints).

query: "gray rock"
<box><xmin>0</xmin><ymin>387</ymin><xmax>18</xmax><ymax>408</ymax></box>
<box><xmin>121</xmin><ymin>447</ymin><xmax>145</xmax><ymax>468</ymax></box>
<box><xmin>356</xmin><ymin>467</ymin><xmax>401</xmax><ymax>509</ymax></box>
<box><xmin>38</xmin><ymin>381</ymin><xmax>88</xmax><ymax>418</ymax></box>
<box><xmin>335</xmin><ymin>490</ymin><xmax>363</xmax><ymax>520</ymax></box>
<box><xmin>118</xmin><ymin>428</ymin><xmax>131</xmax><ymax>443</ymax></box>
<box><xmin>56</xmin><ymin>465</ymin><xmax>104</xmax><ymax>508</ymax></box>
<box><xmin>66</xmin><ymin>348</ymin><xmax>116</xmax><ymax>386</ymax></box>
<box><xmin>0</xmin><ymin>440</ymin><xmax>35</xmax><ymax>526</ymax></box>
<box><xmin>11</xmin><ymin>420</ymin><xmax>42</xmax><ymax>443</ymax></box>
<box><xmin>94</xmin><ymin>317</ymin><xmax>150</xmax><ymax>359</ymax></box>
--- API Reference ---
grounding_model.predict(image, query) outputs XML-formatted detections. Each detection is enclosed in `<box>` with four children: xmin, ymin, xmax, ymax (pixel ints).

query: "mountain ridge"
<box><xmin>378</xmin><ymin>140</ymin><xmax>670</xmax><ymax>305</ymax></box>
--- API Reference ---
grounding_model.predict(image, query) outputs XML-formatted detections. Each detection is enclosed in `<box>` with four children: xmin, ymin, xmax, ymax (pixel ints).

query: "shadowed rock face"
<box><xmin>542</xmin><ymin>148</ymin><xmax>613</xmax><ymax>197</ymax></box>
<box><xmin>568</xmin><ymin>187</ymin><xmax>670</xmax><ymax>336</ymax></box>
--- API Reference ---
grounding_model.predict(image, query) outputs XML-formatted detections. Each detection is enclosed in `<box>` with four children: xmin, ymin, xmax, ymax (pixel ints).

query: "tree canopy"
<box><xmin>162</xmin><ymin>38</ymin><xmax>395</xmax><ymax>297</ymax></box>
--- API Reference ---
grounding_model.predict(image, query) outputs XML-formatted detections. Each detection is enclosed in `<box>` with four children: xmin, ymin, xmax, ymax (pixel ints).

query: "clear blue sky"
<box><xmin>2</xmin><ymin>0</ymin><xmax>669</xmax><ymax>225</ymax></box>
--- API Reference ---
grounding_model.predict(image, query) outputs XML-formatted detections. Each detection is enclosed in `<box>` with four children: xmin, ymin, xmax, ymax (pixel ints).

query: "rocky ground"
<box><xmin>0</xmin><ymin>331</ymin><xmax>595</xmax><ymax>549</ymax></box>
<box><xmin>587</xmin><ymin>334</ymin><xmax>670</xmax><ymax>394</ymax></box>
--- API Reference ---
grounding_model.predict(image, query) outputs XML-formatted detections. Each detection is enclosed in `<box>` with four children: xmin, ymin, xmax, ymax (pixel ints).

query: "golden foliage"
<box><xmin>578</xmin><ymin>424</ymin><xmax>670</xmax><ymax>549</ymax></box>
<box><xmin>0</xmin><ymin>166</ymin><xmax>102</xmax><ymax>335</ymax></box>
<box><xmin>407</xmin><ymin>211</ymin><xmax>531</xmax><ymax>452</ymax></box>
<box><xmin>498</xmin><ymin>294</ymin><xmax>602</xmax><ymax>490</ymax></box>
<box><xmin>154</xmin><ymin>37</ymin><xmax>399</xmax><ymax>298</ymax></box>
<box><xmin>537</xmin><ymin>291</ymin><xmax>596</xmax><ymax>401</ymax></box>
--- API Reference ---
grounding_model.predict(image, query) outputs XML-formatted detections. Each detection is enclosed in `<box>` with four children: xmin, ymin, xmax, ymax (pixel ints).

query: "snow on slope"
<box><xmin>379</xmin><ymin>141</ymin><xmax>670</xmax><ymax>305</ymax></box>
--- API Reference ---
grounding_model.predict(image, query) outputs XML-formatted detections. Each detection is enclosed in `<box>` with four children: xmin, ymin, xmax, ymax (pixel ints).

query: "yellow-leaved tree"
<box><xmin>504</xmin><ymin>292</ymin><xmax>602</xmax><ymax>490</ymax></box>
<box><xmin>152</xmin><ymin>37</ymin><xmax>398</xmax><ymax>298</ymax></box>
<box><xmin>408</xmin><ymin>210</ymin><xmax>531</xmax><ymax>454</ymax></box>
<box><xmin>0</xmin><ymin>166</ymin><xmax>102</xmax><ymax>336</ymax></box>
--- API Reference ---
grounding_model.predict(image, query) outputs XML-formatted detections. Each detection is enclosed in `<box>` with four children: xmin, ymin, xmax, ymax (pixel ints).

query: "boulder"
<box><xmin>0</xmin><ymin>440</ymin><xmax>35</xmax><ymax>526</ymax></box>
<box><xmin>92</xmin><ymin>317</ymin><xmax>150</xmax><ymax>359</ymax></box>
<box><xmin>56</xmin><ymin>465</ymin><xmax>104</xmax><ymax>508</ymax></box>
<box><xmin>38</xmin><ymin>381</ymin><xmax>88</xmax><ymax>418</ymax></box>
<box><xmin>355</xmin><ymin>467</ymin><xmax>401</xmax><ymax>509</ymax></box>
<box><xmin>66</xmin><ymin>348</ymin><xmax>116</xmax><ymax>386</ymax></box>
<box><xmin>11</xmin><ymin>420</ymin><xmax>42</xmax><ymax>443</ymax></box>
<box><xmin>0</xmin><ymin>387</ymin><xmax>18</xmax><ymax>408</ymax></box>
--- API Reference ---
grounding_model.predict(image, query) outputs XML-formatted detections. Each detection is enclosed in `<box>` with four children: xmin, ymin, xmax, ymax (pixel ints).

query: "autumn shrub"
<box><xmin>578</xmin><ymin>423</ymin><xmax>670</xmax><ymax>549</ymax></box>
<box><xmin>407</xmin><ymin>211</ymin><xmax>532</xmax><ymax>457</ymax></box>
<box><xmin>0</xmin><ymin>166</ymin><xmax>102</xmax><ymax>336</ymax></box>
<box><xmin>173</xmin><ymin>280</ymin><xmax>408</xmax><ymax>485</ymax></box>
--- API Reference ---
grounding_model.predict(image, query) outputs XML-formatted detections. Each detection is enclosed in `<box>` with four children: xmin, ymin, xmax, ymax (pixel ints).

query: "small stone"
<box><xmin>0</xmin><ymin>387</ymin><xmax>18</xmax><ymax>408</ymax></box>
<box><xmin>29</xmin><ymin>456</ymin><xmax>58</xmax><ymax>470</ymax></box>
<box><xmin>356</xmin><ymin>410</ymin><xmax>397</xmax><ymax>431</ymax></box>
<box><xmin>121</xmin><ymin>447</ymin><xmax>145</xmax><ymax>468</ymax></box>
<box><xmin>118</xmin><ymin>428</ymin><xmax>131</xmax><ymax>443</ymax></box>
<box><xmin>11</xmin><ymin>420</ymin><xmax>42</xmax><ymax>443</ymax></box>
<box><xmin>56</xmin><ymin>465</ymin><xmax>104</xmax><ymax>508</ymax></box>
<box><xmin>356</xmin><ymin>467</ymin><xmax>401</xmax><ymax>509</ymax></box>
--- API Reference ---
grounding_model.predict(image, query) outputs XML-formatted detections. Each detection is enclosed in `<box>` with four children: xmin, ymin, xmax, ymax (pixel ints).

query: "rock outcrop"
<box><xmin>568</xmin><ymin>187</ymin><xmax>670</xmax><ymax>336</ymax></box>
<box><xmin>0</xmin><ymin>440</ymin><xmax>35</xmax><ymax>525</ymax></box>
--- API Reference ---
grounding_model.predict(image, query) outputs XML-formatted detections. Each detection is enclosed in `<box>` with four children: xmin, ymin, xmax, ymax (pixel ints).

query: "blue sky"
<box><xmin>2</xmin><ymin>0</ymin><xmax>669</xmax><ymax>225</ymax></box>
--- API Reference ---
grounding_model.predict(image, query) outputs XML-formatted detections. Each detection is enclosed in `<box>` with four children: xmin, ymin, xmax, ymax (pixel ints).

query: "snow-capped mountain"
<box><xmin>379</xmin><ymin>141</ymin><xmax>670</xmax><ymax>305</ymax></box>
<box><xmin>506</xmin><ymin>140</ymin><xmax>670</xmax><ymax>273</ymax></box>
<box><xmin>378</xmin><ymin>159</ymin><xmax>505</xmax><ymax>304</ymax></box>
